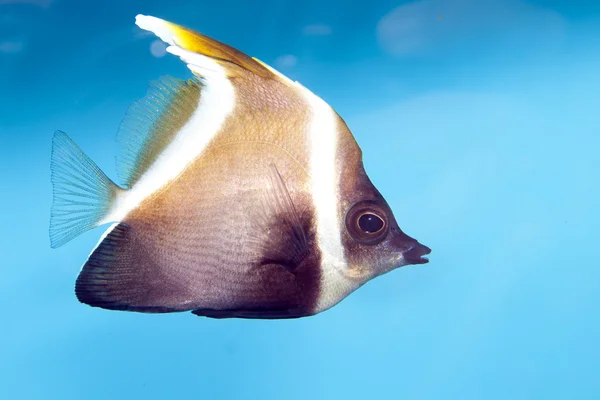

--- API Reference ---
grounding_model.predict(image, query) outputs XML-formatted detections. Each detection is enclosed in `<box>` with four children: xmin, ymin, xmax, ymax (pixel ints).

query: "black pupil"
<box><xmin>358</xmin><ymin>214</ymin><xmax>384</xmax><ymax>233</ymax></box>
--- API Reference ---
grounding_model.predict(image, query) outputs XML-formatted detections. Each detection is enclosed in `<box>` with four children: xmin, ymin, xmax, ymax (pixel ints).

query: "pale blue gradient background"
<box><xmin>1</xmin><ymin>0</ymin><xmax>599</xmax><ymax>399</ymax></box>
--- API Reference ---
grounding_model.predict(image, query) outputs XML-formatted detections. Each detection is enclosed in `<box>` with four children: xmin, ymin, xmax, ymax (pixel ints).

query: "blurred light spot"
<box><xmin>150</xmin><ymin>39</ymin><xmax>167</xmax><ymax>58</ymax></box>
<box><xmin>0</xmin><ymin>40</ymin><xmax>24</xmax><ymax>53</ymax></box>
<box><xmin>302</xmin><ymin>24</ymin><xmax>332</xmax><ymax>36</ymax></box>
<box><xmin>377</xmin><ymin>0</ymin><xmax>566</xmax><ymax>57</ymax></box>
<box><xmin>275</xmin><ymin>54</ymin><xmax>297</xmax><ymax>68</ymax></box>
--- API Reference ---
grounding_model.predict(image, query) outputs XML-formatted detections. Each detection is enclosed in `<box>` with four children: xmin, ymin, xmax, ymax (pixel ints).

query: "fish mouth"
<box><xmin>403</xmin><ymin>242</ymin><xmax>431</xmax><ymax>265</ymax></box>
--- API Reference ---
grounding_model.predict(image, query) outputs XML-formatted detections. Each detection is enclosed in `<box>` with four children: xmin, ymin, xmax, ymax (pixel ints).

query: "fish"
<box><xmin>49</xmin><ymin>14</ymin><xmax>431</xmax><ymax>319</ymax></box>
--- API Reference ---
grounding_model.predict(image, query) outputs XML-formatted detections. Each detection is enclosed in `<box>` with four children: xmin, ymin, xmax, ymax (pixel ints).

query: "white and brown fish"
<box><xmin>49</xmin><ymin>15</ymin><xmax>431</xmax><ymax>319</ymax></box>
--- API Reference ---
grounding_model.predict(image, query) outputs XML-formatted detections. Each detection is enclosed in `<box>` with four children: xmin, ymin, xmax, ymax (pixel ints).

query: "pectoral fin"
<box><xmin>247</xmin><ymin>164</ymin><xmax>310</xmax><ymax>274</ymax></box>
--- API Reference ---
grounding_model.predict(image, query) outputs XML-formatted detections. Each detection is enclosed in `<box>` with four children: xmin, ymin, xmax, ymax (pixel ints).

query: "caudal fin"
<box><xmin>50</xmin><ymin>130</ymin><xmax>121</xmax><ymax>248</ymax></box>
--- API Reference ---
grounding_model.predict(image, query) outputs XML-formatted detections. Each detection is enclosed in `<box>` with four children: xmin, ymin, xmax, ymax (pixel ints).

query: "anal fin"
<box><xmin>75</xmin><ymin>223</ymin><xmax>189</xmax><ymax>313</ymax></box>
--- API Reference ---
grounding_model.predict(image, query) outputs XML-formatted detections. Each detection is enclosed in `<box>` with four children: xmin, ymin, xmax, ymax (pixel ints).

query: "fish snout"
<box><xmin>390</xmin><ymin>231</ymin><xmax>431</xmax><ymax>265</ymax></box>
<box><xmin>402</xmin><ymin>242</ymin><xmax>431</xmax><ymax>265</ymax></box>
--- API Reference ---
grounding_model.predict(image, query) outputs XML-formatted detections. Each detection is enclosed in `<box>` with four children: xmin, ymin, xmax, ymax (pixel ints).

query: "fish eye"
<box><xmin>345</xmin><ymin>201</ymin><xmax>389</xmax><ymax>245</ymax></box>
<box><xmin>358</xmin><ymin>213</ymin><xmax>384</xmax><ymax>233</ymax></box>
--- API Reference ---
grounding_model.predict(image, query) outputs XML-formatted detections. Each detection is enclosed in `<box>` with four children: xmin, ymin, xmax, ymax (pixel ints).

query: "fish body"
<box><xmin>49</xmin><ymin>15</ymin><xmax>431</xmax><ymax>319</ymax></box>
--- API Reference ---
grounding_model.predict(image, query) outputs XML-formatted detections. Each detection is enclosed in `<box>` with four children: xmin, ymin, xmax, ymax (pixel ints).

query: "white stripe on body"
<box><xmin>300</xmin><ymin>88</ymin><xmax>356</xmax><ymax>313</ymax></box>
<box><xmin>87</xmin><ymin>17</ymin><xmax>235</xmax><ymax>264</ymax></box>
<box><xmin>100</xmin><ymin>18</ymin><xmax>236</xmax><ymax>224</ymax></box>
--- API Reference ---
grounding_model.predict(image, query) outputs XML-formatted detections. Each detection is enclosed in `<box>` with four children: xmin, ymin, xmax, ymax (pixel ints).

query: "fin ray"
<box><xmin>50</xmin><ymin>131</ymin><xmax>121</xmax><ymax>248</ymax></box>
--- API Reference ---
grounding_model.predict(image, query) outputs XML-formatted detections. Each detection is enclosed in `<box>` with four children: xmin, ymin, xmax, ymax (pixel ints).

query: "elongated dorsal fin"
<box><xmin>135</xmin><ymin>15</ymin><xmax>278</xmax><ymax>81</ymax></box>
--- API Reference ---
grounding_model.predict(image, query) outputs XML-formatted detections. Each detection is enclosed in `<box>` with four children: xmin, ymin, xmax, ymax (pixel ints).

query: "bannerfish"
<box><xmin>49</xmin><ymin>15</ymin><xmax>431</xmax><ymax>319</ymax></box>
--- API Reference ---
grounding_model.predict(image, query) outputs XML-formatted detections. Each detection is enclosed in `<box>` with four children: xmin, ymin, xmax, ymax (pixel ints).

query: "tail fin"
<box><xmin>50</xmin><ymin>130</ymin><xmax>121</xmax><ymax>248</ymax></box>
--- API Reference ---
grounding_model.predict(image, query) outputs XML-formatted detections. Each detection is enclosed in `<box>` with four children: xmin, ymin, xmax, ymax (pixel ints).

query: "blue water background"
<box><xmin>1</xmin><ymin>0</ymin><xmax>599</xmax><ymax>398</ymax></box>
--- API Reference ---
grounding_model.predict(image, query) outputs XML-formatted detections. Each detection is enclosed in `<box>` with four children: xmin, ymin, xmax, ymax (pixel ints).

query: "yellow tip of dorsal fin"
<box><xmin>135</xmin><ymin>14</ymin><xmax>281</xmax><ymax>81</ymax></box>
